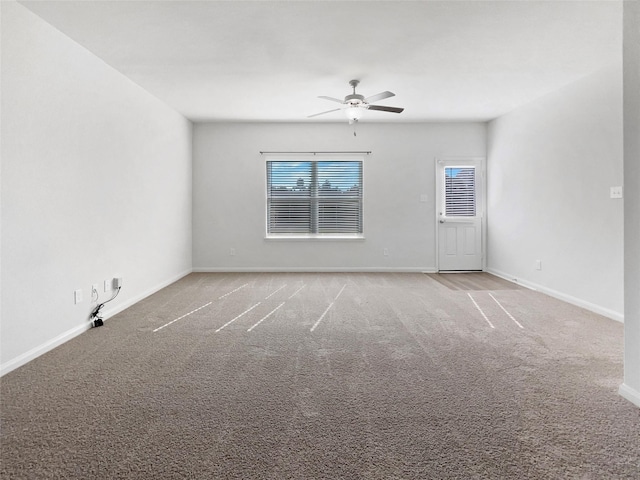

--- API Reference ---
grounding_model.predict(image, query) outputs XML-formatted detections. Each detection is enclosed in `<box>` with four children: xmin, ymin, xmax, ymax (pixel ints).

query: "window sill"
<box><xmin>265</xmin><ymin>235</ymin><xmax>365</xmax><ymax>242</ymax></box>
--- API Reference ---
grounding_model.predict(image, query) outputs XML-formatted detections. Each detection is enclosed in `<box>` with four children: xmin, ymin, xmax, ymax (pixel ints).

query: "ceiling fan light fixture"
<box><xmin>345</xmin><ymin>105</ymin><xmax>364</xmax><ymax>121</ymax></box>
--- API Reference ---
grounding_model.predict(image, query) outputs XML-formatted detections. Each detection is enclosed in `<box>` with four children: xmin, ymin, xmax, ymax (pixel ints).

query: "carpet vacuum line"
<box><xmin>217</xmin><ymin>284</ymin><xmax>302</xmax><ymax>333</ymax></box>
<box><xmin>152</xmin><ymin>302</ymin><xmax>213</xmax><ymax>332</ymax></box>
<box><xmin>215</xmin><ymin>302</ymin><xmax>262</xmax><ymax>332</ymax></box>
<box><xmin>467</xmin><ymin>293</ymin><xmax>495</xmax><ymax>329</ymax></box>
<box><xmin>218</xmin><ymin>283</ymin><xmax>249</xmax><ymax>299</ymax></box>
<box><xmin>311</xmin><ymin>303</ymin><xmax>334</xmax><ymax>332</ymax></box>
<box><xmin>247</xmin><ymin>302</ymin><xmax>286</xmax><ymax>332</ymax></box>
<box><xmin>153</xmin><ymin>283</ymin><xmax>251</xmax><ymax>332</ymax></box>
<box><xmin>488</xmin><ymin>292</ymin><xmax>524</xmax><ymax>328</ymax></box>
<box><xmin>288</xmin><ymin>285</ymin><xmax>306</xmax><ymax>299</ymax></box>
<box><xmin>310</xmin><ymin>284</ymin><xmax>347</xmax><ymax>332</ymax></box>
<box><xmin>265</xmin><ymin>284</ymin><xmax>287</xmax><ymax>299</ymax></box>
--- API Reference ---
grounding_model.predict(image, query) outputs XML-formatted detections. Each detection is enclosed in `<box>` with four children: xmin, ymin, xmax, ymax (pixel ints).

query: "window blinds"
<box><xmin>267</xmin><ymin>160</ymin><xmax>363</xmax><ymax>234</ymax></box>
<box><xmin>444</xmin><ymin>167</ymin><xmax>476</xmax><ymax>217</ymax></box>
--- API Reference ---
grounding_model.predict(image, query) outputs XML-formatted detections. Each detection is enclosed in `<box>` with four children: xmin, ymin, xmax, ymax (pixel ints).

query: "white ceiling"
<box><xmin>19</xmin><ymin>0</ymin><xmax>622</xmax><ymax>123</ymax></box>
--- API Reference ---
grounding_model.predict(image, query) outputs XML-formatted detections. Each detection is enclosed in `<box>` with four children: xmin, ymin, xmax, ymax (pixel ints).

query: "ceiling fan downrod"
<box><xmin>346</xmin><ymin>80</ymin><xmax>365</xmax><ymax>105</ymax></box>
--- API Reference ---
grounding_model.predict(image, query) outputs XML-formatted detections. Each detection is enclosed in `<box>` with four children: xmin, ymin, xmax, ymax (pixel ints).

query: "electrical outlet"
<box><xmin>91</xmin><ymin>284</ymin><xmax>99</xmax><ymax>301</ymax></box>
<box><xmin>230</xmin><ymin>248</ymin><xmax>236</xmax><ymax>256</ymax></box>
<box><xmin>535</xmin><ymin>260</ymin><xmax>542</xmax><ymax>271</ymax></box>
<box><xmin>610</xmin><ymin>186</ymin><xmax>623</xmax><ymax>199</ymax></box>
<box><xmin>383</xmin><ymin>248</ymin><xmax>389</xmax><ymax>256</ymax></box>
<box><xmin>74</xmin><ymin>289</ymin><xmax>83</xmax><ymax>304</ymax></box>
<box><xmin>104</xmin><ymin>279</ymin><xmax>111</xmax><ymax>292</ymax></box>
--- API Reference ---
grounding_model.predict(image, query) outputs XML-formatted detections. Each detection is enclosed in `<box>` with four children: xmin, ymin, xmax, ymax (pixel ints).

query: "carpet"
<box><xmin>1</xmin><ymin>273</ymin><xmax>638</xmax><ymax>479</ymax></box>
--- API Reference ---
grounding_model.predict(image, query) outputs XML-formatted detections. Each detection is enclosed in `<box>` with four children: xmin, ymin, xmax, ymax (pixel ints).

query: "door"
<box><xmin>436</xmin><ymin>158</ymin><xmax>484</xmax><ymax>271</ymax></box>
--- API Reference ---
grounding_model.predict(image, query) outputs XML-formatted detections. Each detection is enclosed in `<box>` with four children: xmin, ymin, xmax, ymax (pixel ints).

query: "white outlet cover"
<box><xmin>74</xmin><ymin>289</ymin><xmax>83</xmax><ymax>304</ymax></box>
<box><xmin>610</xmin><ymin>186</ymin><xmax>623</xmax><ymax>199</ymax></box>
<box><xmin>104</xmin><ymin>280</ymin><xmax>111</xmax><ymax>292</ymax></box>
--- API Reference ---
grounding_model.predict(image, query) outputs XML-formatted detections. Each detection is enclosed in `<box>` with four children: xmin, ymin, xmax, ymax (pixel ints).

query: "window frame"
<box><xmin>264</xmin><ymin>154</ymin><xmax>365</xmax><ymax>240</ymax></box>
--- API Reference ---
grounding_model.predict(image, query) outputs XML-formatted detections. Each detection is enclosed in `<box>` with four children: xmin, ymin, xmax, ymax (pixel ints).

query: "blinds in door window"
<box><xmin>267</xmin><ymin>160</ymin><xmax>363</xmax><ymax>235</ymax></box>
<box><xmin>444</xmin><ymin>167</ymin><xmax>476</xmax><ymax>217</ymax></box>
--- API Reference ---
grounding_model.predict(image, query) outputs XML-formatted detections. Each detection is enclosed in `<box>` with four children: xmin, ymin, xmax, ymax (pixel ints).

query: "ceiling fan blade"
<box><xmin>364</xmin><ymin>91</ymin><xmax>395</xmax><ymax>103</ymax></box>
<box><xmin>367</xmin><ymin>105</ymin><xmax>404</xmax><ymax>113</ymax></box>
<box><xmin>318</xmin><ymin>96</ymin><xmax>345</xmax><ymax>104</ymax></box>
<box><xmin>308</xmin><ymin>108</ymin><xmax>342</xmax><ymax>118</ymax></box>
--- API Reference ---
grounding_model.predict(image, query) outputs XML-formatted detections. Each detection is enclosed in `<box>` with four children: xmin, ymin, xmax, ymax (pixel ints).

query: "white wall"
<box><xmin>193</xmin><ymin>122</ymin><xmax>486</xmax><ymax>271</ymax></box>
<box><xmin>621</xmin><ymin>0</ymin><xmax>640</xmax><ymax>408</ymax></box>
<box><xmin>486</xmin><ymin>65</ymin><xmax>624</xmax><ymax>320</ymax></box>
<box><xmin>1</xmin><ymin>2</ymin><xmax>193</xmax><ymax>374</ymax></box>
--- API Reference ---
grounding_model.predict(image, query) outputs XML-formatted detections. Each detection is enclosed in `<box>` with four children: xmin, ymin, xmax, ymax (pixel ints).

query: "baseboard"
<box><xmin>193</xmin><ymin>267</ymin><xmax>437</xmax><ymax>273</ymax></box>
<box><xmin>619</xmin><ymin>383</ymin><xmax>640</xmax><ymax>408</ymax></box>
<box><xmin>486</xmin><ymin>268</ymin><xmax>624</xmax><ymax>323</ymax></box>
<box><xmin>0</xmin><ymin>323</ymin><xmax>91</xmax><ymax>377</ymax></box>
<box><xmin>0</xmin><ymin>268</ymin><xmax>192</xmax><ymax>377</ymax></box>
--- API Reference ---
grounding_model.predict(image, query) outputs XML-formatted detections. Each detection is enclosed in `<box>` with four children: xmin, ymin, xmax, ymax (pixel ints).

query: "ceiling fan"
<box><xmin>308</xmin><ymin>79</ymin><xmax>404</xmax><ymax>124</ymax></box>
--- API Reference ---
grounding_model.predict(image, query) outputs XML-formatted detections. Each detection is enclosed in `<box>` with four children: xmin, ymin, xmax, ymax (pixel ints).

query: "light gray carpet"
<box><xmin>2</xmin><ymin>273</ymin><xmax>639</xmax><ymax>479</ymax></box>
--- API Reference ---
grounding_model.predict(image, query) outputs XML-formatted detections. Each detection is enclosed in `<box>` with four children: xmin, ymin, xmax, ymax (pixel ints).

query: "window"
<box><xmin>266</xmin><ymin>159</ymin><xmax>363</xmax><ymax>236</ymax></box>
<box><xmin>444</xmin><ymin>166</ymin><xmax>476</xmax><ymax>217</ymax></box>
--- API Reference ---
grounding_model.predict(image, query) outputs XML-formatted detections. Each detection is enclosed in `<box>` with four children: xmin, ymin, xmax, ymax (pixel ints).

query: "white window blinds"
<box><xmin>267</xmin><ymin>160</ymin><xmax>363</xmax><ymax>235</ymax></box>
<box><xmin>444</xmin><ymin>167</ymin><xmax>476</xmax><ymax>217</ymax></box>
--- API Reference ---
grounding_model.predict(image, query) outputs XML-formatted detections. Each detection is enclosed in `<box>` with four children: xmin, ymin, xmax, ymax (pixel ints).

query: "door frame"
<box><xmin>434</xmin><ymin>156</ymin><xmax>487</xmax><ymax>272</ymax></box>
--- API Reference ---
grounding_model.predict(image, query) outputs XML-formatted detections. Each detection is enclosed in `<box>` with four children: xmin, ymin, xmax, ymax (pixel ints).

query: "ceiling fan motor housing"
<box><xmin>345</xmin><ymin>93</ymin><xmax>365</xmax><ymax>105</ymax></box>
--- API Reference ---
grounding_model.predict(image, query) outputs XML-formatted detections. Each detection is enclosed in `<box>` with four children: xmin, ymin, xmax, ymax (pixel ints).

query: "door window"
<box><xmin>444</xmin><ymin>167</ymin><xmax>476</xmax><ymax>217</ymax></box>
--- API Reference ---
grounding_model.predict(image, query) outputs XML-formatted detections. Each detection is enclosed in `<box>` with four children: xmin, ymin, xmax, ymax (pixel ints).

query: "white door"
<box><xmin>436</xmin><ymin>158</ymin><xmax>484</xmax><ymax>271</ymax></box>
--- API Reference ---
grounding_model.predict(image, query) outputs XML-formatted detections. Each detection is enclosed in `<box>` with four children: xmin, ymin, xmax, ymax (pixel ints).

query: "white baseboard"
<box><xmin>486</xmin><ymin>268</ymin><xmax>624</xmax><ymax>323</ymax></box>
<box><xmin>0</xmin><ymin>323</ymin><xmax>91</xmax><ymax>377</ymax></box>
<box><xmin>619</xmin><ymin>383</ymin><xmax>640</xmax><ymax>408</ymax></box>
<box><xmin>0</xmin><ymin>268</ymin><xmax>192</xmax><ymax>377</ymax></box>
<box><xmin>193</xmin><ymin>267</ymin><xmax>437</xmax><ymax>273</ymax></box>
